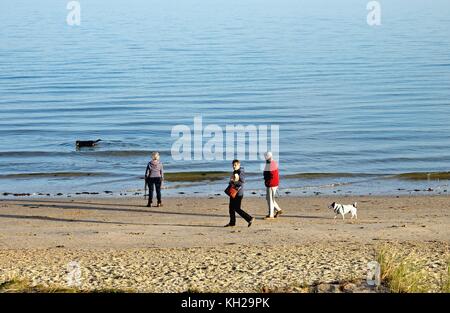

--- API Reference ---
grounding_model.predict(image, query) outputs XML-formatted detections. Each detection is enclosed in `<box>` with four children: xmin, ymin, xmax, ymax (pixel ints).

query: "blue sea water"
<box><xmin>0</xmin><ymin>0</ymin><xmax>449</xmax><ymax>196</ymax></box>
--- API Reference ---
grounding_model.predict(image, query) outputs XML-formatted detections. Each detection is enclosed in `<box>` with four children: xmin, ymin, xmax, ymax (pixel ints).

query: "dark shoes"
<box><xmin>224</xmin><ymin>223</ymin><xmax>235</xmax><ymax>227</ymax></box>
<box><xmin>147</xmin><ymin>202</ymin><xmax>163</xmax><ymax>207</ymax></box>
<box><xmin>274</xmin><ymin>210</ymin><xmax>283</xmax><ymax>218</ymax></box>
<box><xmin>248</xmin><ymin>217</ymin><xmax>255</xmax><ymax>227</ymax></box>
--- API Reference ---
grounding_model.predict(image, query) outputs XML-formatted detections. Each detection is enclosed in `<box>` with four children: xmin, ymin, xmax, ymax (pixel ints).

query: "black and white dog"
<box><xmin>328</xmin><ymin>202</ymin><xmax>358</xmax><ymax>221</ymax></box>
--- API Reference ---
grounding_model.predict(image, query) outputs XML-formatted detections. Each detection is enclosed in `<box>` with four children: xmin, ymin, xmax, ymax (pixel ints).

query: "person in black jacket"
<box><xmin>224</xmin><ymin>159</ymin><xmax>255</xmax><ymax>227</ymax></box>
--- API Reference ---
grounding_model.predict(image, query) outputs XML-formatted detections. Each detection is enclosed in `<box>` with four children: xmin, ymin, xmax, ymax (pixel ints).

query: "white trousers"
<box><xmin>266</xmin><ymin>186</ymin><xmax>281</xmax><ymax>217</ymax></box>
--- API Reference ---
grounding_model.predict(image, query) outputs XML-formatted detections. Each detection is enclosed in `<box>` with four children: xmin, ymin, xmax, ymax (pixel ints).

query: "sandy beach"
<box><xmin>0</xmin><ymin>195</ymin><xmax>449</xmax><ymax>292</ymax></box>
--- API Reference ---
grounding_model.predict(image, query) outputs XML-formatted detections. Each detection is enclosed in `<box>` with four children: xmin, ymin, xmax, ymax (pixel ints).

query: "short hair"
<box><xmin>152</xmin><ymin>152</ymin><xmax>160</xmax><ymax>160</ymax></box>
<box><xmin>232</xmin><ymin>159</ymin><xmax>240</xmax><ymax>165</ymax></box>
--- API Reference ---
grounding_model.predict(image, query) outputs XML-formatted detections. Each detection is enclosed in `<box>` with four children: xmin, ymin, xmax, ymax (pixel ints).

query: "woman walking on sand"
<box><xmin>224</xmin><ymin>159</ymin><xmax>255</xmax><ymax>227</ymax></box>
<box><xmin>145</xmin><ymin>152</ymin><xmax>164</xmax><ymax>207</ymax></box>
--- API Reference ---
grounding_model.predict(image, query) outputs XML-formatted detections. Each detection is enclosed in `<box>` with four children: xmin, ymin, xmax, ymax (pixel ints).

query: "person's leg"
<box><xmin>228</xmin><ymin>197</ymin><xmax>236</xmax><ymax>226</ymax></box>
<box><xmin>266</xmin><ymin>187</ymin><xmax>275</xmax><ymax>217</ymax></box>
<box><xmin>155</xmin><ymin>177</ymin><xmax>162</xmax><ymax>205</ymax></box>
<box><xmin>147</xmin><ymin>178</ymin><xmax>153</xmax><ymax>206</ymax></box>
<box><xmin>272</xmin><ymin>186</ymin><xmax>281</xmax><ymax>212</ymax></box>
<box><xmin>148</xmin><ymin>178</ymin><xmax>155</xmax><ymax>205</ymax></box>
<box><xmin>234</xmin><ymin>196</ymin><xmax>252</xmax><ymax>223</ymax></box>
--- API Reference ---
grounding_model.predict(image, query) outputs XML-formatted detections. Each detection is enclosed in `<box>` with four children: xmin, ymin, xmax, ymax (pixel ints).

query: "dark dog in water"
<box><xmin>76</xmin><ymin>139</ymin><xmax>102</xmax><ymax>148</ymax></box>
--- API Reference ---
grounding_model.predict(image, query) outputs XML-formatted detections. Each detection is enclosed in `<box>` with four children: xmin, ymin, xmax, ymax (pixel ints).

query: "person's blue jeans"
<box><xmin>146</xmin><ymin>177</ymin><xmax>162</xmax><ymax>205</ymax></box>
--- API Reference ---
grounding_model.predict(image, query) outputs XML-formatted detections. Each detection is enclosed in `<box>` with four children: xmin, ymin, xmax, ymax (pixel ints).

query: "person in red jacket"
<box><xmin>263</xmin><ymin>151</ymin><xmax>282</xmax><ymax>219</ymax></box>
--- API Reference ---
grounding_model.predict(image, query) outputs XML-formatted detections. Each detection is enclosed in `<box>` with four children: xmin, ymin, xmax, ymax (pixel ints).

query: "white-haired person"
<box><xmin>145</xmin><ymin>152</ymin><xmax>164</xmax><ymax>207</ymax></box>
<box><xmin>263</xmin><ymin>151</ymin><xmax>282</xmax><ymax>219</ymax></box>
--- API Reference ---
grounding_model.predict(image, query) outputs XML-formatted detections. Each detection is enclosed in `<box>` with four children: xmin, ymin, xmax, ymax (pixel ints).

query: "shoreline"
<box><xmin>1</xmin><ymin>171</ymin><xmax>449</xmax><ymax>199</ymax></box>
<box><xmin>1</xmin><ymin>185</ymin><xmax>449</xmax><ymax>199</ymax></box>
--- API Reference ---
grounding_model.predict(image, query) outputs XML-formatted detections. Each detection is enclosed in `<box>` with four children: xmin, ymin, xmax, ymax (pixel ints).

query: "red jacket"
<box><xmin>264</xmin><ymin>160</ymin><xmax>279</xmax><ymax>187</ymax></box>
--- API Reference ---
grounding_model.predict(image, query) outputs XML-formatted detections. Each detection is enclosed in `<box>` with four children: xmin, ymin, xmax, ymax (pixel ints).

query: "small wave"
<box><xmin>0</xmin><ymin>150</ymin><xmax>153</xmax><ymax>158</ymax></box>
<box><xmin>165</xmin><ymin>171</ymin><xmax>229</xmax><ymax>182</ymax></box>
<box><xmin>388</xmin><ymin>172</ymin><xmax>450</xmax><ymax>181</ymax></box>
<box><xmin>0</xmin><ymin>172</ymin><xmax>112</xmax><ymax>179</ymax></box>
<box><xmin>285</xmin><ymin>172</ymin><xmax>450</xmax><ymax>181</ymax></box>
<box><xmin>284</xmin><ymin>173</ymin><xmax>378</xmax><ymax>179</ymax></box>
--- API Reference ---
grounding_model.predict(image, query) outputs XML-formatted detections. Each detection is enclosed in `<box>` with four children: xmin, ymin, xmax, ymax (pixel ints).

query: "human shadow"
<box><xmin>0</xmin><ymin>213</ymin><xmax>226</xmax><ymax>229</ymax></box>
<box><xmin>282</xmin><ymin>214</ymin><xmax>329</xmax><ymax>220</ymax></box>
<box><xmin>1</xmin><ymin>198</ymin><xmax>220</xmax><ymax>209</ymax></box>
<box><xmin>17</xmin><ymin>203</ymin><xmax>229</xmax><ymax>219</ymax></box>
<box><xmin>0</xmin><ymin>213</ymin><xmax>148</xmax><ymax>225</ymax></box>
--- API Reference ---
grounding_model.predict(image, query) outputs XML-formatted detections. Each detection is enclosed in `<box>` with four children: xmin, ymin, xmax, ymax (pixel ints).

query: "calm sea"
<box><xmin>1</xmin><ymin>0</ymin><xmax>450</xmax><ymax>197</ymax></box>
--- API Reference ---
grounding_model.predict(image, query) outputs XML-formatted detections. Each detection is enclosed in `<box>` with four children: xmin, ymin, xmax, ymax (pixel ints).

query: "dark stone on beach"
<box><xmin>55</xmin><ymin>245</ymin><xmax>65</xmax><ymax>248</ymax></box>
<box><xmin>445</xmin><ymin>190</ymin><xmax>448</xmax><ymax>192</ymax></box>
<box><xmin>252</xmin><ymin>192</ymin><xmax>257</xmax><ymax>195</ymax></box>
<box><xmin>285</xmin><ymin>191</ymin><xmax>291</xmax><ymax>194</ymax></box>
<box><xmin>179</xmin><ymin>192</ymin><xmax>185</xmax><ymax>194</ymax></box>
<box><xmin>90</xmin><ymin>192</ymin><xmax>99</xmax><ymax>195</ymax></box>
<box><xmin>13</xmin><ymin>193</ymin><xmax>30</xmax><ymax>197</ymax></box>
<box><xmin>2</xmin><ymin>192</ymin><xmax>11</xmax><ymax>196</ymax></box>
<box><xmin>427</xmin><ymin>188</ymin><xmax>433</xmax><ymax>192</ymax></box>
<box><xmin>215</xmin><ymin>193</ymin><xmax>221</xmax><ymax>196</ymax></box>
<box><xmin>104</xmin><ymin>191</ymin><xmax>113</xmax><ymax>194</ymax></box>
<box><xmin>56</xmin><ymin>193</ymin><xmax>63</xmax><ymax>196</ymax></box>
<box><xmin>414</xmin><ymin>189</ymin><xmax>421</xmax><ymax>192</ymax></box>
<box><xmin>81</xmin><ymin>192</ymin><xmax>90</xmax><ymax>195</ymax></box>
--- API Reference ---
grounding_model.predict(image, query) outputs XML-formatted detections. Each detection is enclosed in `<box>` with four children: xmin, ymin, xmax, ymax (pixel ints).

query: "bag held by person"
<box><xmin>224</xmin><ymin>184</ymin><xmax>239</xmax><ymax>199</ymax></box>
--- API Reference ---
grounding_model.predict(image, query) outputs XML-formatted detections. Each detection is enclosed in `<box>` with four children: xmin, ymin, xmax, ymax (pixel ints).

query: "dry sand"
<box><xmin>0</xmin><ymin>195</ymin><xmax>449</xmax><ymax>292</ymax></box>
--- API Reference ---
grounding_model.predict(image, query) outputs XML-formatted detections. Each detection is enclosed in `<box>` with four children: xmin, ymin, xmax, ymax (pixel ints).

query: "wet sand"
<box><xmin>0</xmin><ymin>195</ymin><xmax>449</xmax><ymax>292</ymax></box>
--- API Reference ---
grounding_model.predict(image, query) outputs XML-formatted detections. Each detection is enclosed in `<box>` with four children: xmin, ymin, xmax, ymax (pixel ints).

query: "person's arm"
<box><xmin>234</xmin><ymin>169</ymin><xmax>245</xmax><ymax>188</ymax></box>
<box><xmin>263</xmin><ymin>169</ymin><xmax>271</xmax><ymax>181</ymax></box>
<box><xmin>160</xmin><ymin>163</ymin><xmax>164</xmax><ymax>181</ymax></box>
<box><xmin>145</xmin><ymin>163</ymin><xmax>150</xmax><ymax>178</ymax></box>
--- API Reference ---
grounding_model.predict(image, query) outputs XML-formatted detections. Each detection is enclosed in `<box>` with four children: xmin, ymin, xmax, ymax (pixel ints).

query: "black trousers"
<box><xmin>229</xmin><ymin>195</ymin><xmax>252</xmax><ymax>225</ymax></box>
<box><xmin>146</xmin><ymin>177</ymin><xmax>162</xmax><ymax>204</ymax></box>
